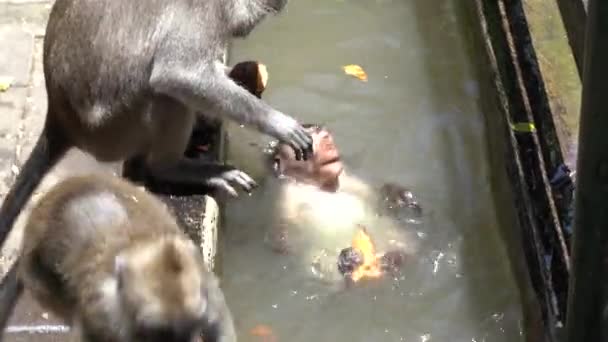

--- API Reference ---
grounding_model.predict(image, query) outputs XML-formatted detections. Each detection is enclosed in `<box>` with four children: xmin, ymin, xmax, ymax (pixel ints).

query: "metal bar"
<box><xmin>565</xmin><ymin>0</ymin><xmax>608</xmax><ymax>340</ymax></box>
<box><xmin>554</xmin><ymin>0</ymin><xmax>588</xmax><ymax>78</ymax></box>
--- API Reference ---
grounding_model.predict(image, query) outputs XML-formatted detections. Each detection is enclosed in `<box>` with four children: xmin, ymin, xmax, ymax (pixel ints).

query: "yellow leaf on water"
<box><xmin>250</xmin><ymin>324</ymin><xmax>277</xmax><ymax>342</ymax></box>
<box><xmin>342</xmin><ymin>64</ymin><xmax>368</xmax><ymax>82</ymax></box>
<box><xmin>0</xmin><ymin>76</ymin><xmax>14</xmax><ymax>92</ymax></box>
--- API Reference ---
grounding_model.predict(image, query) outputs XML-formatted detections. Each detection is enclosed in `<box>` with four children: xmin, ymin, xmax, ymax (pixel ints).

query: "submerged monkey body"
<box><xmin>14</xmin><ymin>174</ymin><xmax>236</xmax><ymax>341</ymax></box>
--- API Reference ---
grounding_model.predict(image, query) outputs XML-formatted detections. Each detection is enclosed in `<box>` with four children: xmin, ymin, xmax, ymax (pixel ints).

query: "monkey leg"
<box><xmin>146</xmin><ymin>159</ymin><xmax>257</xmax><ymax>197</ymax></box>
<box><xmin>143</xmin><ymin>99</ymin><xmax>256</xmax><ymax>196</ymax></box>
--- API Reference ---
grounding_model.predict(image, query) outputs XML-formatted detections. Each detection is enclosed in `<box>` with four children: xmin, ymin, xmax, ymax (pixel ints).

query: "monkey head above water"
<box><xmin>271</xmin><ymin>124</ymin><xmax>344</xmax><ymax>192</ymax></box>
<box><xmin>262</xmin><ymin>125</ymin><xmax>423</xmax><ymax>281</ymax></box>
<box><xmin>269</xmin><ymin>124</ymin><xmax>422</xmax><ymax>218</ymax></box>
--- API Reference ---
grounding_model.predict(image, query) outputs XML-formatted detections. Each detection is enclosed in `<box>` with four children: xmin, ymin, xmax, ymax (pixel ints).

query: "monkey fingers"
<box><xmin>144</xmin><ymin>159</ymin><xmax>257</xmax><ymax>196</ymax></box>
<box><xmin>205</xmin><ymin>169</ymin><xmax>258</xmax><ymax>197</ymax></box>
<box><xmin>289</xmin><ymin>127</ymin><xmax>314</xmax><ymax>161</ymax></box>
<box><xmin>267</xmin><ymin>111</ymin><xmax>314</xmax><ymax>161</ymax></box>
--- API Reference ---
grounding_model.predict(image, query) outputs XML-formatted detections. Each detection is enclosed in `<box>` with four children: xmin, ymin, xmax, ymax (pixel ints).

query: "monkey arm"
<box><xmin>149</xmin><ymin>60</ymin><xmax>312</xmax><ymax>159</ymax></box>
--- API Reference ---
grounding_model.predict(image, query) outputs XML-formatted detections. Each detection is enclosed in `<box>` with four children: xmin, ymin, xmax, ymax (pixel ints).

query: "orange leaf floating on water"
<box><xmin>342</xmin><ymin>64</ymin><xmax>368</xmax><ymax>82</ymax></box>
<box><xmin>250</xmin><ymin>324</ymin><xmax>278</xmax><ymax>342</ymax></box>
<box><xmin>350</xmin><ymin>227</ymin><xmax>383</xmax><ymax>282</ymax></box>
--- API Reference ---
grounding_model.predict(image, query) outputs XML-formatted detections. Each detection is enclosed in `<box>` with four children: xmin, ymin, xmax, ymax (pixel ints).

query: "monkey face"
<box><xmin>272</xmin><ymin>124</ymin><xmax>344</xmax><ymax>191</ymax></box>
<box><xmin>115</xmin><ymin>238</ymin><xmax>207</xmax><ymax>341</ymax></box>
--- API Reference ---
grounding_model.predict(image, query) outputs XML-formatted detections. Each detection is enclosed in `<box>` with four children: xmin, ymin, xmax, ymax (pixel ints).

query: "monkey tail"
<box><xmin>0</xmin><ymin>120</ymin><xmax>68</xmax><ymax>250</ymax></box>
<box><xmin>0</xmin><ymin>262</ymin><xmax>24</xmax><ymax>336</ymax></box>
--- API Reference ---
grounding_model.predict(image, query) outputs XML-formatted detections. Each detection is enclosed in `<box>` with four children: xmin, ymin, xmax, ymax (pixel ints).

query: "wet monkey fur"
<box><xmin>0</xmin><ymin>0</ymin><xmax>312</xmax><ymax>254</ymax></box>
<box><xmin>1</xmin><ymin>174</ymin><xmax>237</xmax><ymax>342</ymax></box>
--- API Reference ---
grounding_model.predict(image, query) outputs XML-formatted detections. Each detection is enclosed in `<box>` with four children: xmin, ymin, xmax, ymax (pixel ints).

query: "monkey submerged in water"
<box><xmin>270</xmin><ymin>124</ymin><xmax>422</xmax><ymax>223</ymax></box>
<box><xmin>1</xmin><ymin>174</ymin><xmax>236</xmax><ymax>342</ymax></box>
<box><xmin>262</xmin><ymin>125</ymin><xmax>421</xmax><ymax>281</ymax></box>
<box><xmin>0</xmin><ymin>0</ymin><xmax>313</xmax><ymax>255</ymax></box>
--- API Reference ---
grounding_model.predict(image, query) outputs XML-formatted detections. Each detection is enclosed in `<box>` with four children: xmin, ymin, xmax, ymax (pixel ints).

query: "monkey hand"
<box><xmin>267</xmin><ymin>110</ymin><xmax>313</xmax><ymax>161</ymax></box>
<box><xmin>205</xmin><ymin>167</ymin><xmax>258</xmax><ymax>197</ymax></box>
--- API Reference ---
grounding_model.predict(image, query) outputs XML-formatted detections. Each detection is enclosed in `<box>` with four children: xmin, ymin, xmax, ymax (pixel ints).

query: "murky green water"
<box><xmin>220</xmin><ymin>0</ymin><xmax>525</xmax><ymax>341</ymax></box>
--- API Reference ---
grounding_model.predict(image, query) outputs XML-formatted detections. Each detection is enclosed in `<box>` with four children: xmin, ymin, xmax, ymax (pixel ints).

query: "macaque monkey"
<box><xmin>1</xmin><ymin>174</ymin><xmax>236</xmax><ymax>342</ymax></box>
<box><xmin>0</xmin><ymin>0</ymin><xmax>313</xmax><ymax>255</ymax></box>
<box><xmin>270</xmin><ymin>124</ymin><xmax>421</xmax><ymax>223</ymax></box>
<box><xmin>262</xmin><ymin>124</ymin><xmax>421</xmax><ymax>282</ymax></box>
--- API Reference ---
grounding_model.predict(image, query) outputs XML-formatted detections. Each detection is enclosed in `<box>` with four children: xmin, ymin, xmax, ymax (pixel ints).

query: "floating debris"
<box><xmin>337</xmin><ymin>228</ymin><xmax>382</xmax><ymax>282</ymax></box>
<box><xmin>250</xmin><ymin>324</ymin><xmax>277</xmax><ymax>342</ymax></box>
<box><xmin>342</xmin><ymin>64</ymin><xmax>368</xmax><ymax>82</ymax></box>
<box><xmin>0</xmin><ymin>76</ymin><xmax>13</xmax><ymax>92</ymax></box>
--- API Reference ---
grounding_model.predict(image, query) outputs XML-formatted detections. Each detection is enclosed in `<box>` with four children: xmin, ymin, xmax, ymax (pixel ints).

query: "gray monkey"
<box><xmin>0</xmin><ymin>0</ymin><xmax>313</xmax><ymax>251</ymax></box>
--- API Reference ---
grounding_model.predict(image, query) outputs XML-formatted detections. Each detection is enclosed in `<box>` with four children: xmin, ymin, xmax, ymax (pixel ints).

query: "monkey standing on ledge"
<box><xmin>1</xmin><ymin>174</ymin><xmax>237</xmax><ymax>342</ymax></box>
<box><xmin>0</xmin><ymin>0</ymin><xmax>313</xmax><ymax>254</ymax></box>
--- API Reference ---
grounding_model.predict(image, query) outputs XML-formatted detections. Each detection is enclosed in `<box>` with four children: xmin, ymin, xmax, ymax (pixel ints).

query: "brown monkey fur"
<box><xmin>4</xmin><ymin>174</ymin><xmax>236</xmax><ymax>342</ymax></box>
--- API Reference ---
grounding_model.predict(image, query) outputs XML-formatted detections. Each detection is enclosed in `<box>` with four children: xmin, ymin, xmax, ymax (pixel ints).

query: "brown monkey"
<box><xmin>1</xmin><ymin>174</ymin><xmax>236</xmax><ymax>342</ymax></box>
<box><xmin>0</xmin><ymin>0</ymin><xmax>313</xmax><ymax>255</ymax></box>
<box><xmin>270</xmin><ymin>124</ymin><xmax>421</xmax><ymax>216</ymax></box>
<box><xmin>260</xmin><ymin>125</ymin><xmax>419</xmax><ymax>283</ymax></box>
<box><xmin>271</xmin><ymin>124</ymin><xmax>345</xmax><ymax>193</ymax></box>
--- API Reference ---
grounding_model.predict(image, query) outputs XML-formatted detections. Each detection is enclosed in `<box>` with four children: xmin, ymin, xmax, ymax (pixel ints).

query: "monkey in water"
<box><xmin>239</xmin><ymin>124</ymin><xmax>422</xmax><ymax>283</ymax></box>
<box><xmin>0</xmin><ymin>0</ymin><xmax>313</xmax><ymax>253</ymax></box>
<box><xmin>270</xmin><ymin>124</ymin><xmax>422</xmax><ymax>226</ymax></box>
<box><xmin>0</xmin><ymin>173</ymin><xmax>236</xmax><ymax>342</ymax></box>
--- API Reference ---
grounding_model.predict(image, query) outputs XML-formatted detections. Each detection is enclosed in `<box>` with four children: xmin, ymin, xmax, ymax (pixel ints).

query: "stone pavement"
<box><xmin>0</xmin><ymin>1</ymin><xmax>119</xmax><ymax>340</ymax></box>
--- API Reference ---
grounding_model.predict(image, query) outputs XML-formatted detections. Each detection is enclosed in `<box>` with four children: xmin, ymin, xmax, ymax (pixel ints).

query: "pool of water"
<box><xmin>220</xmin><ymin>0</ymin><xmax>525</xmax><ymax>341</ymax></box>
